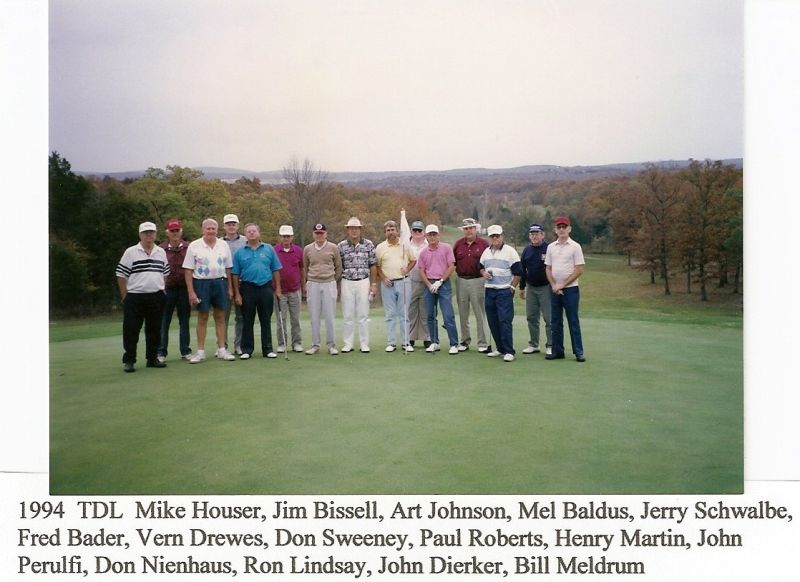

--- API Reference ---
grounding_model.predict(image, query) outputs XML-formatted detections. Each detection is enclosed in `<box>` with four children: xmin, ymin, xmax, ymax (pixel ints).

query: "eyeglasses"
<box><xmin>412</xmin><ymin>229</ymin><xmax>423</xmax><ymax>232</ymax></box>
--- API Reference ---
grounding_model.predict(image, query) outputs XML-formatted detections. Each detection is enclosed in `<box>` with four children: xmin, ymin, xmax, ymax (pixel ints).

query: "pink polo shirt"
<box><xmin>417</xmin><ymin>242</ymin><xmax>455</xmax><ymax>280</ymax></box>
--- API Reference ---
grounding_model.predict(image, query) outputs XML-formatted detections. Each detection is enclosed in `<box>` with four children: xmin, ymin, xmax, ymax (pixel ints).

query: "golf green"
<box><xmin>50</xmin><ymin>257</ymin><xmax>742</xmax><ymax>494</ymax></box>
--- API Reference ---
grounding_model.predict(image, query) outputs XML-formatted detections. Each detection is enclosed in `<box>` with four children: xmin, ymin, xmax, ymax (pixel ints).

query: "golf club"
<box><xmin>275</xmin><ymin>297</ymin><xmax>289</xmax><ymax>361</ymax></box>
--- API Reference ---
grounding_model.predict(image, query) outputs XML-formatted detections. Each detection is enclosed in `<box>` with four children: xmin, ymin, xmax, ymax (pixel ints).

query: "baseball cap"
<box><xmin>487</xmin><ymin>225</ymin><xmax>503</xmax><ymax>236</ymax></box>
<box><xmin>278</xmin><ymin>225</ymin><xmax>294</xmax><ymax>236</ymax></box>
<box><xmin>223</xmin><ymin>214</ymin><xmax>239</xmax><ymax>224</ymax></box>
<box><xmin>528</xmin><ymin>223</ymin><xmax>544</xmax><ymax>233</ymax></box>
<box><xmin>424</xmin><ymin>224</ymin><xmax>439</xmax><ymax>234</ymax></box>
<box><xmin>411</xmin><ymin>220</ymin><xmax>424</xmax><ymax>230</ymax></box>
<box><xmin>165</xmin><ymin>218</ymin><xmax>182</xmax><ymax>230</ymax></box>
<box><xmin>313</xmin><ymin>223</ymin><xmax>327</xmax><ymax>232</ymax></box>
<box><xmin>554</xmin><ymin>215</ymin><xmax>571</xmax><ymax>226</ymax></box>
<box><xmin>139</xmin><ymin>221</ymin><xmax>157</xmax><ymax>233</ymax></box>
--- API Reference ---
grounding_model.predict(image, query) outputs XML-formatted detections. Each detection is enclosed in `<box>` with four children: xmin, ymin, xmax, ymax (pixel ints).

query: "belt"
<box><xmin>459</xmin><ymin>275</ymin><xmax>480</xmax><ymax>279</ymax></box>
<box><xmin>343</xmin><ymin>277</ymin><xmax>369</xmax><ymax>281</ymax></box>
<box><xmin>241</xmin><ymin>280</ymin><xmax>272</xmax><ymax>287</ymax></box>
<box><xmin>390</xmin><ymin>277</ymin><xmax>405</xmax><ymax>281</ymax></box>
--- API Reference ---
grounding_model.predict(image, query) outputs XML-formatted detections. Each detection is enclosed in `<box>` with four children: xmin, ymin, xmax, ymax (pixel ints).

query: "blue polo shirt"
<box><xmin>232</xmin><ymin>242</ymin><xmax>282</xmax><ymax>285</ymax></box>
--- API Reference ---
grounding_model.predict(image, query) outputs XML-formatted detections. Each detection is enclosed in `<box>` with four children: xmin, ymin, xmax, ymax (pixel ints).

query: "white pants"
<box><xmin>340</xmin><ymin>278</ymin><xmax>370</xmax><ymax>349</ymax></box>
<box><xmin>307</xmin><ymin>280</ymin><xmax>337</xmax><ymax>347</ymax></box>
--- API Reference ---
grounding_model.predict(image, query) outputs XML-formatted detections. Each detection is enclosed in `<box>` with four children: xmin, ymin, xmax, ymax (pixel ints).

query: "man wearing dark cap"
<box><xmin>519</xmin><ymin>223</ymin><xmax>552</xmax><ymax>356</ymax></box>
<box><xmin>453</xmin><ymin>217</ymin><xmax>491</xmax><ymax>352</ymax></box>
<box><xmin>115</xmin><ymin>222</ymin><xmax>170</xmax><ymax>372</ymax></box>
<box><xmin>545</xmin><ymin>216</ymin><xmax>586</xmax><ymax>362</ymax></box>
<box><xmin>156</xmin><ymin>218</ymin><xmax>192</xmax><ymax>363</ymax></box>
<box><xmin>303</xmin><ymin>223</ymin><xmax>343</xmax><ymax>355</ymax></box>
<box><xmin>406</xmin><ymin>220</ymin><xmax>431</xmax><ymax>348</ymax></box>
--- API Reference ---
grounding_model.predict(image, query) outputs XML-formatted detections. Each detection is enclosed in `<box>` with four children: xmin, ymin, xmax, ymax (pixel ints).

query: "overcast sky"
<box><xmin>49</xmin><ymin>0</ymin><xmax>743</xmax><ymax>173</ymax></box>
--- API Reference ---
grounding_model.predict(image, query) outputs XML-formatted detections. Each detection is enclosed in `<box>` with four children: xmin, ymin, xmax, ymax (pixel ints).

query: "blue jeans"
<box><xmin>158</xmin><ymin>286</ymin><xmax>191</xmax><ymax>357</ymax></box>
<box><xmin>381</xmin><ymin>279</ymin><xmax>409</xmax><ymax>345</ymax></box>
<box><xmin>550</xmin><ymin>286</ymin><xmax>583</xmax><ymax>356</ymax></box>
<box><xmin>424</xmin><ymin>279</ymin><xmax>459</xmax><ymax>347</ymax></box>
<box><xmin>485</xmin><ymin>287</ymin><xmax>515</xmax><ymax>354</ymax></box>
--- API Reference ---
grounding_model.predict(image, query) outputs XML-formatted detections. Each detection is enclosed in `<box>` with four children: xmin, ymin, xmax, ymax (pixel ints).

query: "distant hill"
<box><xmin>76</xmin><ymin>159</ymin><xmax>743</xmax><ymax>187</ymax></box>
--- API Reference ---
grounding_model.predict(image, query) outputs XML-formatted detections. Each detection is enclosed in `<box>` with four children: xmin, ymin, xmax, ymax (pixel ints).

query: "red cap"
<box><xmin>165</xmin><ymin>218</ymin><xmax>182</xmax><ymax>230</ymax></box>
<box><xmin>554</xmin><ymin>215</ymin><xmax>571</xmax><ymax>226</ymax></box>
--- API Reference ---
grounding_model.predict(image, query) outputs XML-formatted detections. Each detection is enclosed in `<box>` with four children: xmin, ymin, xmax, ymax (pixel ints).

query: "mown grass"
<box><xmin>49</xmin><ymin>254</ymin><xmax>742</xmax><ymax>494</ymax></box>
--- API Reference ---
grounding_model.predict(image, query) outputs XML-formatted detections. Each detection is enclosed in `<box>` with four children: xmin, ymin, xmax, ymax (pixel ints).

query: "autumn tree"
<box><xmin>679</xmin><ymin>160</ymin><xmax>741</xmax><ymax>301</ymax></box>
<box><xmin>282</xmin><ymin>157</ymin><xmax>332</xmax><ymax>245</ymax></box>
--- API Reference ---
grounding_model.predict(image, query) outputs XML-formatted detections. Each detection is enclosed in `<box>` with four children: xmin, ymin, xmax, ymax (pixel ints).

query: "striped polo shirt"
<box><xmin>116</xmin><ymin>243</ymin><xmax>169</xmax><ymax>293</ymax></box>
<box><xmin>479</xmin><ymin>243</ymin><xmax>522</xmax><ymax>289</ymax></box>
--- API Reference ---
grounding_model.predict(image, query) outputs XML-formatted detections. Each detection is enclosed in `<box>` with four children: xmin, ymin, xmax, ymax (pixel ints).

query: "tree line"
<box><xmin>50</xmin><ymin>152</ymin><xmax>741</xmax><ymax>314</ymax></box>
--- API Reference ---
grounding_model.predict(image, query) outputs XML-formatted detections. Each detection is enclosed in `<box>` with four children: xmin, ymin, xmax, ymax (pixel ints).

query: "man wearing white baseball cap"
<box><xmin>479</xmin><ymin>225</ymin><xmax>522</xmax><ymax>362</ymax></box>
<box><xmin>115</xmin><ymin>221</ymin><xmax>170</xmax><ymax>372</ymax></box>
<box><xmin>416</xmin><ymin>224</ymin><xmax>460</xmax><ymax>354</ymax></box>
<box><xmin>222</xmin><ymin>213</ymin><xmax>245</xmax><ymax>355</ymax></box>
<box><xmin>273</xmin><ymin>225</ymin><xmax>305</xmax><ymax>352</ymax></box>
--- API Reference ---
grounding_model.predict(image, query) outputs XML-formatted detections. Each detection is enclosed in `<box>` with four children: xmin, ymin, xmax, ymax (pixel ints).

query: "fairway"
<box><xmin>49</xmin><ymin>256</ymin><xmax>742</xmax><ymax>495</ymax></box>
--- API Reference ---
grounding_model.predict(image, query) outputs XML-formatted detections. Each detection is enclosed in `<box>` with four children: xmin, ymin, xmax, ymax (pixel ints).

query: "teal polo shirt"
<box><xmin>232</xmin><ymin>243</ymin><xmax>282</xmax><ymax>285</ymax></box>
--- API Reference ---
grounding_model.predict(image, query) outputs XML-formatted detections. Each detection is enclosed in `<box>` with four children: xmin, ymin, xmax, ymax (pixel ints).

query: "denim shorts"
<box><xmin>194</xmin><ymin>277</ymin><xmax>228</xmax><ymax>312</ymax></box>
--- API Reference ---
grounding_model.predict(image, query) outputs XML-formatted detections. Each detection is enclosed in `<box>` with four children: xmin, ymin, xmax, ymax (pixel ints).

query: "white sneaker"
<box><xmin>265</xmin><ymin>352</ymin><xmax>277</xmax><ymax>359</ymax></box>
<box><xmin>503</xmin><ymin>353</ymin><xmax>515</xmax><ymax>362</ymax></box>
<box><xmin>235</xmin><ymin>348</ymin><xmax>243</xmax><ymax>356</ymax></box>
<box><xmin>457</xmin><ymin>343</ymin><xmax>468</xmax><ymax>352</ymax></box>
<box><xmin>189</xmin><ymin>351</ymin><xmax>206</xmax><ymax>364</ymax></box>
<box><xmin>293</xmin><ymin>344</ymin><xmax>303</xmax><ymax>352</ymax></box>
<box><xmin>240</xmin><ymin>353</ymin><xmax>251</xmax><ymax>360</ymax></box>
<box><xmin>448</xmin><ymin>345</ymin><xmax>459</xmax><ymax>355</ymax></box>
<box><xmin>305</xmin><ymin>345</ymin><xmax>319</xmax><ymax>355</ymax></box>
<box><xmin>426</xmin><ymin>342</ymin><xmax>439</xmax><ymax>353</ymax></box>
<box><xmin>360</xmin><ymin>344</ymin><xmax>370</xmax><ymax>353</ymax></box>
<box><xmin>522</xmin><ymin>346</ymin><xmax>539</xmax><ymax>354</ymax></box>
<box><xmin>403</xmin><ymin>344</ymin><xmax>415</xmax><ymax>352</ymax></box>
<box><xmin>487</xmin><ymin>350</ymin><xmax>502</xmax><ymax>357</ymax></box>
<box><xmin>276</xmin><ymin>346</ymin><xmax>285</xmax><ymax>353</ymax></box>
<box><xmin>546</xmin><ymin>346</ymin><xmax>552</xmax><ymax>356</ymax></box>
<box><xmin>341</xmin><ymin>344</ymin><xmax>353</xmax><ymax>353</ymax></box>
<box><xmin>385</xmin><ymin>345</ymin><xmax>396</xmax><ymax>352</ymax></box>
<box><xmin>216</xmin><ymin>348</ymin><xmax>236</xmax><ymax>361</ymax></box>
<box><xmin>182</xmin><ymin>353</ymin><xmax>193</xmax><ymax>360</ymax></box>
<box><xmin>329</xmin><ymin>346</ymin><xmax>339</xmax><ymax>355</ymax></box>
<box><xmin>156</xmin><ymin>355</ymin><xmax>166</xmax><ymax>364</ymax></box>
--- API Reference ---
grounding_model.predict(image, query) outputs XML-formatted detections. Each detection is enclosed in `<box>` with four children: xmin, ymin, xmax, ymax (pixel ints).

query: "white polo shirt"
<box><xmin>545</xmin><ymin>237</ymin><xmax>585</xmax><ymax>288</ymax></box>
<box><xmin>183</xmin><ymin>237</ymin><xmax>233</xmax><ymax>279</ymax></box>
<box><xmin>115</xmin><ymin>243</ymin><xmax>168</xmax><ymax>293</ymax></box>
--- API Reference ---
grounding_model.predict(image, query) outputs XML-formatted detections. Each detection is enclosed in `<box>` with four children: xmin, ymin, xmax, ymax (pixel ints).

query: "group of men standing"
<box><xmin>115</xmin><ymin>213</ymin><xmax>586</xmax><ymax>371</ymax></box>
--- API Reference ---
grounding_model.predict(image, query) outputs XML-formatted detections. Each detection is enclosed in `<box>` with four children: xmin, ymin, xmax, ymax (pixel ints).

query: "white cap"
<box><xmin>487</xmin><ymin>224</ymin><xmax>503</xmax><ymax>236</ymax></box>
<box><xmin>278</xmin><ymin>225</ymin><xmax>294</xmax><ymax>236</ymax></box>
<box><xmin>223</xmin><ymin>213</ymin><xmax>239</xmax><ymax>224</ymax></box>
<box><xmin>139</xmin><ymin>221</ymin><xmax>157</xmax><ymax>232</ymax></box>
<box><xmin>424</xmin><ymin>224</ymin><xmax>439</xmax><ymax>234</ymax></box>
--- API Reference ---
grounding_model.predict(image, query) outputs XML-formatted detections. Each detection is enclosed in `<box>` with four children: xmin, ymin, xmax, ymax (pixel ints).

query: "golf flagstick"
<box><xmin>399</xmin><ymin>207</ymin><xmax>412</xmax><ymax>355</ymax></box>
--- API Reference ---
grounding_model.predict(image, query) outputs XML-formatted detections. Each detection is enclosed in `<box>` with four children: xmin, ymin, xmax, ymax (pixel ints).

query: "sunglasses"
<box><xmin>556</xmin><ymin>224</ymin><xmax>569</xmax><ymax>229</ymax></box>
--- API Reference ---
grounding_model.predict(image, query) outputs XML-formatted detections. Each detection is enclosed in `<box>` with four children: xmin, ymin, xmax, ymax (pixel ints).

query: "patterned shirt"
<box><xmin>338</xmin><ymin>238</ymin><xmax>377</xmax><ymax>281</ymax></box>
<box><xmin>183</xmin><ymin>237</ymin><xmax>233</xmax><ymax>279</ymax></box>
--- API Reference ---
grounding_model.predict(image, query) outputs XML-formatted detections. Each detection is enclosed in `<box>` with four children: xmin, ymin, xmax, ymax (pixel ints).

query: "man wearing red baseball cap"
<box><xmin>544</xmin><ymin>215</ymin><xmax>586</xmax><ymax>362</ymax></box>
<box><xmin>157</xmin><ymin>218</ymin><xmax>192</xmax><ymax>362</ymax></box>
